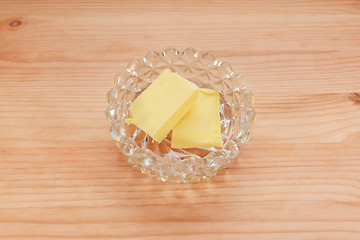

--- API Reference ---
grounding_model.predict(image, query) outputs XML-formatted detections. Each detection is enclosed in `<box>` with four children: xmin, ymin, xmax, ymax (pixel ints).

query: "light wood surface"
<box><xmin>1</xmin><ymin>0</ymin><xmax>360</xmax><ymax>239</ymax></box>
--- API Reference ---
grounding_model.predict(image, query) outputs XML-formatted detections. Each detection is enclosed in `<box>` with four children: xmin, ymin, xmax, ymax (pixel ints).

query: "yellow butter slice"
<box><xmin>126</xmin><ymin>69</ymin><xmax>198</xmax><ymax>143</ymax></box>
<box><xmin>171</xmin><ymin>88</ymin><xmax>223</xmax><ymax>148</ymax></box>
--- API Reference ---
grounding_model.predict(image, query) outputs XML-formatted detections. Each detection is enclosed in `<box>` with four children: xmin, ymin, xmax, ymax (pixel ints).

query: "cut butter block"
<box><xmin>126</xmin><ymin>69</ymin><xmax>198</xmax><ymax>143</ymax></box>
<box><xmin>171</xmin><ymin>88</ymin><xmax>223</xmax><ymax>148</ymax></box>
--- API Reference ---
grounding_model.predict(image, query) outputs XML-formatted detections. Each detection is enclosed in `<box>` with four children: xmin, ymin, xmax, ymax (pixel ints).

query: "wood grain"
<box><xmin>1</xmin><ymin>0</ymin><xmax>360</xmax><ymax>239</ymax></box>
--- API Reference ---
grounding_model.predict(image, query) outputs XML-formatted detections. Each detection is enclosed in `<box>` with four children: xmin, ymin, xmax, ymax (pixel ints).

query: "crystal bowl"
<box><xmin>106</xmin><ymin>47</ymin><xmax>255</xmax><ymax>183</ymax></box>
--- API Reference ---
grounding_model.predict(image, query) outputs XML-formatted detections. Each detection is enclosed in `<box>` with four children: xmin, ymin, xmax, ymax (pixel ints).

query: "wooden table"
<box><xmin>1</xmin><ymin>0</ymin><xmax>360</xmax><ymax>239</ymax></box>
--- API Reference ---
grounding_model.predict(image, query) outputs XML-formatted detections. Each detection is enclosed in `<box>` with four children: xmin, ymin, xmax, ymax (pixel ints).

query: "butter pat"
<box><xmin>126</xmin><ymin>69</ymin><xmax>198</xmax><ymax>143</ymax></box>
<box><xmin>171</xmin><ymin>88</ymin><xmax>223</xmax><ymax>148</ymax></box>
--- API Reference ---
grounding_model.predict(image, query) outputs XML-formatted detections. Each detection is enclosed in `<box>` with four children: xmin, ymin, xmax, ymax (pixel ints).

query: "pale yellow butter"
<box><xmin>126</xmin><ymin>69</ymin><xmax>198</xmax><ymax>143</ymax></box>
<box><xmin>171</xmin><ymin>88</ymin><xmax>223</xmax><ymax>148</ymax></box>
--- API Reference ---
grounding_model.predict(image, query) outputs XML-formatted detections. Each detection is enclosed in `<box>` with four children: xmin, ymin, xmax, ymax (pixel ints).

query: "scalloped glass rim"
<box><xmin>106</xmin><ymin>47</ymin><xmax>255</xmax><ymax>183</ymax></box>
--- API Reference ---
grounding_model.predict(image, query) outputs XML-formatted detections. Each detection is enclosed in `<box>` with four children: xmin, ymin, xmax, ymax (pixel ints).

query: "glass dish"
<box><xmin>106</xmin><ymin>47</ymin><xmax>255</xmax><ymax>183</ymax></box>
